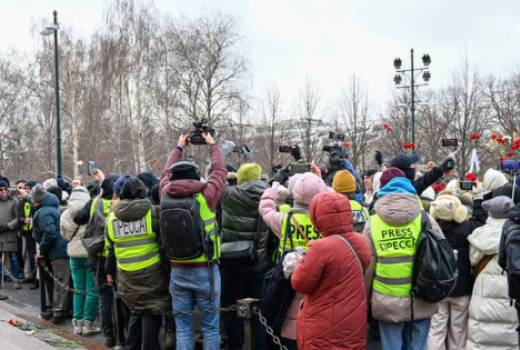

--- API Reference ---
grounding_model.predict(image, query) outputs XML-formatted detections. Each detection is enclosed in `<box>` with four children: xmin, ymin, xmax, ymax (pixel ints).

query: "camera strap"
<box><xmin>290</xmin><ymin>215</ymin><xmax>309</xmax><ymax>246</ymax></box>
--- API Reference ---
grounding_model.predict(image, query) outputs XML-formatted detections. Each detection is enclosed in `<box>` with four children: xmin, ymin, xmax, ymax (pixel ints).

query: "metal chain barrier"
<box><xmin>253</xmin><ymin>306</ymin><xmax>288</xmax><ymax>350</ymax></box>
<box><xmin>2</xmin><ymin>267</ymin><xmax>36</xmax><ymax>284</ymax></box>
<box><xmin>38</xmin><ymin>260</ymin><xmax>111</xmax><ymax>295</ymax></box>
<box><xmin>172</xmin><ymin>304</ymin><xmax>238</xmax><ymax>317</ymax></box>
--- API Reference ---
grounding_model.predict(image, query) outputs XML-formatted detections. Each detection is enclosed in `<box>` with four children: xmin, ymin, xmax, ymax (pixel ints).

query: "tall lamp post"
<box><xmin>40</xmin><ymin>11</ymin><xmax>62</xmax><ymax>178</ymax></box>
<box><xmin>393</xmin><ymin>49</ymin><xmax>431</xmax><ymax>151</ymax></box>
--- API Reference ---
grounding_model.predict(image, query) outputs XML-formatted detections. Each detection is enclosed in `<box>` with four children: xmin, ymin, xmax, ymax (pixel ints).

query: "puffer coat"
<box><xmin>32</xmin><ymin>193</ymin><xmax>68</xmax><ymax>261</ymax></box>
<box><xmin>60</xmin><ymin>189</ymin><xmax>90</xmax><ymax>258</ymax></box>
<box><xmin>221</xmin><ymin>179</ymin><xmax>270</xmax><ymax>273</ymax></box>
<box><xmin>292</xmin><ymin>192</ymin><xmax>370</xmax><ymax>350</ymax></box>
<box><xmin>467</xmin><ymin>217</ymin><xmax>519</xmax><ymax>350</ymax></box>
<box><xmin>0</xmin><ymin>193</ymin><xmax>19</xmax><ymax>252</ymax></box>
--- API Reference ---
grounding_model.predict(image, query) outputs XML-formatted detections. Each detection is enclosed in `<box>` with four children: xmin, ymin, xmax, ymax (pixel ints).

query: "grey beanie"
<box><xmin>31</xmin><ymin>184</ymin><xmax>47</xmax><ymax>203</ymax></box>
<box><xmin>482</xmin><ymin>195</ymin><xmax>515</xmax><ymax>219</ymax></box>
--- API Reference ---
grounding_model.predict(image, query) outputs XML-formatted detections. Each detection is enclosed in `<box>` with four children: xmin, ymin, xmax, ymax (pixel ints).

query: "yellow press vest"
<box><xmin>279</xmin><ymin>204</ymin><xmax>291</xmax><ymax>213</ymax></box>
<box><xmin>23</xmin><ymin>201</ymin><xmax>33</xmax><ymax>231</ymax></box>
<box><xmin>171</xmin><ymin>193</ymin><xmax>220</xmax><ymax>263</ymax></box>
<box><xmin>107</xmin><ymin>210</ymin><xmax>160</xmax><ymax>271</ymax></box>
<box><xmin>90</xmin><ymin>198</ymin><xmax>111</xmax><ymax>257</ymax></box>
<box><xmin>350</xmin><ymin>200</ymin><xmax>369</xmax><ymax>229</ymax></box>
<box><xmin>279</xmin><ymin>211</ymin><xmax>322</xmax><ymax>253</ymax></box>
<box><xmin>370</xmin><ymin>214</ymin><xmax>422</xmax><ymax>297</ymax></box>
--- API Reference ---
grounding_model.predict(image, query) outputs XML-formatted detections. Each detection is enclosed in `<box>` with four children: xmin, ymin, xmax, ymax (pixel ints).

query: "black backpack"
<box><xmin>411</xmin><ymin>211</ymin><xmax>458</xmax><ymax>303</ymax></box>
<box><xmin>160</xmin><ymin>193</ymin><xmax>208</xmax><ymax>261</ymax></box>
<box><xmin>505</xmin><ymin>223</ymin><xmax>520</xmax><ymax>300</ymax></box>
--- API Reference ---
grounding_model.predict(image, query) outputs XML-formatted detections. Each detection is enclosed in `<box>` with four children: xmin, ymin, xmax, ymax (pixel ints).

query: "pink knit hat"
<box><xmin>292</xmin><ymin>173</ymin><xmax>327</xmax><ymax>205</ymax></box>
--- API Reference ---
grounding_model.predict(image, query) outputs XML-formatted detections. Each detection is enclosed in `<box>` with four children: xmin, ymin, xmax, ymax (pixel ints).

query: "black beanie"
<box><xmin>169</xmin><ymin>160</ymin><xmax>200</xmax><ymax>181</ymax></box>
<box><xmin>120</xmin><ymin>178</ymin><xmax>148</xmax><ymax>200</ymax></box>
<box><xmin>150</xmin><ymin>184</ymin><xmax>160</xmax><ymax>205</ymax></box>
<box><xmin>48</xmin><ymin>186</ymin><xmax>64</xmax><ymax>203</ymax></box>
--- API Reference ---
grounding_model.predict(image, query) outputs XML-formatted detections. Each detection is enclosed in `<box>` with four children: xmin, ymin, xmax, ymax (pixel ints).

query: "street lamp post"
<box><xmin>393</xmin><ymin>49</ymin><xmax>431</xmax><ymax>151</ymax></box>
<box><xmin>40</xmin><ymin>11</ymin><xmax>62</xmax><ymax>178</ymax></box>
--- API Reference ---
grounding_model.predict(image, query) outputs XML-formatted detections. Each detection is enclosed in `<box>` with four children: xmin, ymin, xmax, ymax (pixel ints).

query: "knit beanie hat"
<box><xmin>292</xmin><ymin>173</ymin><xmax>327</xmax><ymax>205</ymax></box>
<box><xmin>120</xmin><ymin>178</ymin><xmax>148</xmax><ymax>200</ymax></box>
<box><xmin>107</xmin><ymin>173</ymin><xmax>121</xmax><ymax>183</ymax></box>
<box><xmin>0</xmin><ymin>180</ymin><xmax>8</xmax><ymax>189</ymax></box>
<box><xmin>482</xmin><ymin>195</ymin><xmax>515</xmax><ymax>219</ymax></box>
<box><xmin>332</xmin><ymin>170</ymin><xmax>356</xmax><ymax>194</ymax></box>
<box><xmin>47</xmin><ymin>186</ymin><xmax>64</xmax><ymax>203</ymax></box>
<box><xmin>226</xmin><ymin>164</ymin><xmax>237</xmax><ymax>173</ymax></box>
<box><xmin>31</xmin><ymin>184</ymin><xmax>47</xmax><ymax>203</ymax></box>
<box><xmin>137</xmin><ymin>171</ymin><xmax>159</xmax><ymax>191</ymax></box>
<box><xmin>380</xmin><ymin>167</ymin><xmax>406</xmax><ymax>188</ymax></box>
<box><xmin>431</xmin><ymin>194</ymin><xmax>468</xmax><ymax>223</ymax></box>
<box><xmin>113</xmin><ymin>174</ymin><xmax>132</xmax><ymax>197</ymax></box>
<box><xmin>42</xmin><ymin>178</ymin><xmax>58</xmax><ymax>190</ymax></box>
<box><xmin>150</xmin><ymin>184</ymin><xmax>160</xmax><ymax>205</ymax></box>
<box><xmin>25</xmin><ymin>181</ymin><xmax>37</xmax><ymax>190</ymax></box>
<box><xmin>237</xmin><ymin>163</ymin><xmax>262</xmax><ymax>184</ymax></box>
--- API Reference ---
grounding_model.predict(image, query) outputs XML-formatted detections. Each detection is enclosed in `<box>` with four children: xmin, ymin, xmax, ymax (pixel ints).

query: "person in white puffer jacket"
<box><xmin>60</xmin><ymin>186</ymin><xmax>101</xmax><ymax>336</ymax></box>
<box><xmin>467</xmin><ymin>195</ymin><xmax>518</xmax><ymax>350</ymax></box>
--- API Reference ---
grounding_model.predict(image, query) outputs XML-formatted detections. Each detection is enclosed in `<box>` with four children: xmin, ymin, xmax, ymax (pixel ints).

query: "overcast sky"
<box><xmin>1</xmin><ymin>0</ymin><xmax>520</xmax><ymax>114</ymax></box>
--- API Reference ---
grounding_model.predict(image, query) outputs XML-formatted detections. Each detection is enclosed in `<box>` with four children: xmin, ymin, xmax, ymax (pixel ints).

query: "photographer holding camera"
<box><xmin>159</xmin><ymin>131</ymin><xmax>227</xmax><ymax>350</ymax></box>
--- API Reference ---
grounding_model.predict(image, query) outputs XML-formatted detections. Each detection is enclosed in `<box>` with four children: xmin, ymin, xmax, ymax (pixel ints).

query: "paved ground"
<box><xmin>0</xmin><ymin>279</ymin><xmax>382</xmax><ymax>350</ymax></box>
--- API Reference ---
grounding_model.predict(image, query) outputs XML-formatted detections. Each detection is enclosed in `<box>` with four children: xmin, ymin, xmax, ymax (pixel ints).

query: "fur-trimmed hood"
<box><xmin>431</xmin><ymin>194</ymin><xmax>468</xmax><ymax>223</ymax></box>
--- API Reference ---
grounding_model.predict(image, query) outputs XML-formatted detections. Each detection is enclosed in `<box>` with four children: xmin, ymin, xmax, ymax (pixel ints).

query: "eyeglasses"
<box><xmin>0</xmin><ymin>188</ymin><xmax>8</xmax><ymax>192</ymax></box>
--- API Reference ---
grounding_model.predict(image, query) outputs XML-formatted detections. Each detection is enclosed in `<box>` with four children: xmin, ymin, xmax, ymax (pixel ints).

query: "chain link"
<box><xmin>253</xmin><ymin>306</ymin><xmax>288</xmax><ymax>350</ymax></box>
<box><xmin>2</xmin><ymin>267</ymin><xmax>35</xmax><ymax>284</ymax></box>
<box><xmin>171</xmin><ymin>304</ymin><xmax>237</xmax><ymax>317</ymax></box>
<box><xmin>38</xmin><ymin>260</ymin><xmax>111</xmax><ymax>295</ymax></box>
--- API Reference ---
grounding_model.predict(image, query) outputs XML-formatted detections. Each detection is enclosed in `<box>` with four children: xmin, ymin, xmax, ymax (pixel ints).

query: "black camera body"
<box><xmin>279</xmin><ymin>145</ymin><xmax>292</xmax><ymax>153</ymax></box>
<box><xmin>460</xmin><ymin>181</ymin><xmax>476</xmax><ymax>191</ymax></box>
<box><xmin>329</xmin><ymin>131</ymin><xmax>345</xmax><ymax>142</ymax></box>
<box><xmin>189</xmin><ymin>119</ymin><xmax>217</xmax><ymax>145</ymax></box>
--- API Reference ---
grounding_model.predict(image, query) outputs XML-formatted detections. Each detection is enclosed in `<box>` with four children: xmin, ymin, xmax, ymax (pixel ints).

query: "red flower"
<box><xmin>500</xmin><ymin>156</ymin><xmax>507</xmax><ymax>161</ymax></box>
<box><xmin>403</xmin><ymin>143</ymin><xmax>415</xmax><ymax>149</ymax></box>
<box><xmin>465</xmin><ymin>173</ymin><xmax>477</xmax><ymax>182</ymax></box>
<box><xmin>342</xmin><ymin>142</ymin><xmax>351</xmax><ymax>148</ymax></box>
<box><xmin>508</xmin><ymin>152</ymin><xmax>515</xmax><ymax>158</ymax></box>
<box><xmin>514</xmin><ymin>139</ymin><xmax>520</xmax><ymax>145</ymax></box>
<box><xmin>279</xmin><ymin>162</ymin><xmax>284</xmax><ymax>166</ymax></box>
<box><xmin>444</xmin><ymin>170</ymin><xmax>451</xmax><ymax>175</ymax></box>
<box><xmin>432</xmin><ymin>183</ymin><xmax>446</xmax><ymax>191</ymax></box>
<box><xmin>491</xmin><ymin>134</ymin><xmax>498</xmax><ymax>140</ymax></box>
<box><xmin>156</xmin><ymin>166</ymin><xmax>162</xmax><ymax>171</ymax></box>
<box><xmin>402</xmin><ymin>143</ymin><xmax>409</xmax><ymax>148</ymax></box>
<box><xmin>512</xmin><ymin>144</ymin><xmax>519</xmax><ymax>151</ymax></box>
<box><xmin>149</xmin><ymin>159</ymin><xmax>158</xmax><ymax>163</ymax></box>
<box><xmin>470</xmin><ymin>133</ymin><xmax>481</xmax><ymax>140</ymax></box>
<box><xmin>500</xmin><ymin>139</ymin><xmax>506</xmax><ymax>145</ymax></box>
<box><xmin>383</xmin><ymin>123</ymin><xmax>389</xmax><ymax>128</ymax></box>
<box><xmin>386</xmin><ymin>127</ymin><xmax>393</xmax><ymax>132</ymax></box>
<box><xmin>8</xmin><ymin>319</ymin><xmax>13</xmax><ymax>325</ymax></box>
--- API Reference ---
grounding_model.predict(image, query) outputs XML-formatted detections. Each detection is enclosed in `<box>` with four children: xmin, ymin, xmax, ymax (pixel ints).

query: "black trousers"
<box><xmin>126</xmin><ymin>312</ymin><xmax>162</xmax><ymax>350</ymax></box>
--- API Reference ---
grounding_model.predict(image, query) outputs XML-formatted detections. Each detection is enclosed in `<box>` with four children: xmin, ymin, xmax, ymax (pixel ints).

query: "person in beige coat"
<box><xmin>60</xmin><ymin>186</ymin><xmax>100</xmax><ymax>336</ymax></box>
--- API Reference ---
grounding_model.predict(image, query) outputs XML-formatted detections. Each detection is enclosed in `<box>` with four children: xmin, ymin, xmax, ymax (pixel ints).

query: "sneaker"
<box><xmin>72</xmin><ymin>319</ymin><xmax>83</xmax><ymax>335</ymax></box>
<box><xmin>49</xmin><ymin>315</ymin><xmax>66</xmax><ymax>325</ymax></box>
<box><xmin>82</xmin><ymin>320</ymin><xmax>101</xmax><ymax>336</ymax></box>
<box><xmin>13</xmin><ymin>282</ymin><xmax>21</xmax><ymax>290</ymax></box>
<box><xmin>0</xmin><ymin>293</ymin><xmax>8</xmax><ymax>300</ymax></box>
<box><xmin>30</xmin><ymin>280</ymin><xmax>39</xmax><ymax>290</ymax></box>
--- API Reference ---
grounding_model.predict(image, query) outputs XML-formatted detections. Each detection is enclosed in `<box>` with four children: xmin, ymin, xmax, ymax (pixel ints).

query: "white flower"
<box><xmin>77</xmin><ymin>160</ymin><xmax>84</xmax><ymax>166</ymax></box>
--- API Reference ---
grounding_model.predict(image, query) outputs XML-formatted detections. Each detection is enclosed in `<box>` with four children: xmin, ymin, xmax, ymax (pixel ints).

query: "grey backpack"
<box><xmin>81</xmin><ymin>199</ymin><xmax>108</xmax><ymax>256</ymax></box>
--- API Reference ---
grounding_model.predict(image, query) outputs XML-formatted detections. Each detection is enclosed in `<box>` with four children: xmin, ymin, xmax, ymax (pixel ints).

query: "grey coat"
<box><xmin>0</xmin><ymin>195</ymin><xmax>19</xmax><ymax>252</ymax></box>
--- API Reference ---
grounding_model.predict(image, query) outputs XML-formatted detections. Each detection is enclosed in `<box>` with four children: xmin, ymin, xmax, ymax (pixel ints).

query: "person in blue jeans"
<box><xmin>160</xmin><ymin>132</ymin><xmax>227</xmax><ymax>350</ymax></box>
<box><xmin>362</xmin><ymin>172</ymin><xmax>443</xmax><ymax>350</ymax></box>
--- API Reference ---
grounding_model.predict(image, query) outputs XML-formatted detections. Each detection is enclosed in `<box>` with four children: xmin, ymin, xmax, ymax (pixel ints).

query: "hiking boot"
<box><xmin>165</xmin><ymin>330</ymin><xmax>175</xmax><ymax>349</ymax></box>
<box><xmin>30</xmin><ymin>280</ymin><xmax>39</xmax><ymax>290</ymax></box>
<box><xmin>13</xmin><ymin>282</ymin><xmax>21</xmax><ymax>290</ymax></box>
<box><xmin>49</xmin><ymin>315</ymin><xmax>67</xmax><ymax>325</ymax></box>
<box><xmin>82</xmin><ymin>320</ymin><xmax>101</xmax><ymax>336</ymax></box>
<box><xmin>72</xmin><ymin>319</ymin><xmax>83</xmax><ymax>335</ymax></box>
<box><xmin>0</xmin><ymin>293</ymin><xmax>8</xmax><ymax>300</ymax></box>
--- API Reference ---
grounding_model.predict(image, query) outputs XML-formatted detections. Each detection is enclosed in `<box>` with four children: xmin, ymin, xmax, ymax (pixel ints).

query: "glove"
<box><xmin>271</xmin><ymin>163</ymin><xmax>291</xmax><ymax>185</ymax></box>
<box><xmin>440</xmin><ymin>157</ymin><xmax>455</xmax><ymax>172</ymax></box>
<box><xmin>0</xmin><ymin>224</ymin><xmax>9</xmax><ymax>233</ymax></box>
<box><xmin>291</xmin><ymin>146</ymin><xmax>302</xmax><ymax>161</ymax></box>
<box><xmin>375</xmin><ymin>151</ymin><xmax>383</xmax><ymax>166</ymax></box>
<box><xmin>221</xmin><ymin>140</ymin><xmax>236</xmax><ymax>164</ymax></box>
<box><xmin>241</xmin><ymin>145</ymin><xmax>253</xmax><ymax>163</ymax></box>
<box><xmin>473</xmin><ymin>188</ymin><xmax>484</xmax><ymax>200</ymax></box>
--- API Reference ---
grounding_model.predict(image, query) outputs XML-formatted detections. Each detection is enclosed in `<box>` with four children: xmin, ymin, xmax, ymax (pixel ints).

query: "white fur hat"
<box><xmin>431</xmin><ymin>194</ymin><xmax>468</xmax><ymax>224</ymax></box>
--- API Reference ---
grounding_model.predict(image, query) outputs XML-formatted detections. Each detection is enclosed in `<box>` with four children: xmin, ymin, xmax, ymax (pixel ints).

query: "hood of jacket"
<box><xmin>378</xmin><ymin>177</ymin><xmax>417</xmax><ymax>197</ymax></box>
<box><xmin>235</xmin><ymin>180</ymin><xmax>268</xmax><ymax>204</ymax></box>
<box><xmin>482</xmin><ymin>169</ymin><xmax>508</xmax><ymax>194</ymax></box>
<box><xmin>67</xmin><ymin>191</ymin><xmax>90</xmax><ymax>219</ymax></box>
<box><xmin>39</xmin><ymin>192</ymin><xmax>60</xmax><ymax>209</ymax></box>
<box><xmin>309</xmin><ymin>192</ymin><xmax>353</xmax><ymax>236</ymax></box>
<box><xmin>292</xmin><ymin>173</ymin><xmax>326</xmax><ymax>205</ymax></box>
<box><xmin>374</xmin><ymin>193</ymin><xmax>421</xmax><ymax>226</ymax></box>
<box><xmin>163</xmin><ymin>179</ymin><xmax>206</xmax><ymax>198</ymax></box>
<box><xmin>468</xmin><ymin>217</ymin><xmax>506</xmax><ymax>255</ymax></box>
<box><xmin>507</xmin><ymin>203</ymin><xmax>520</xmax><ymax>222</ymax></box>
<box><xmin>114</xmin><ymin>198</ymin><xmax>151</xmax><ymax>222</ymax></box>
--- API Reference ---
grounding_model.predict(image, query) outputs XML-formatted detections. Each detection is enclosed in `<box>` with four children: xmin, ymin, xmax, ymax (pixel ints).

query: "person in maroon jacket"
<box><xmin>291</xmin><ymin>192</ymin><xmax>371</xmax><ymax>350</ymax></box>
<box><xmin>159</xmin><ymin>132</ymin><xmax>227</xmax><ymax>350</ymax></box>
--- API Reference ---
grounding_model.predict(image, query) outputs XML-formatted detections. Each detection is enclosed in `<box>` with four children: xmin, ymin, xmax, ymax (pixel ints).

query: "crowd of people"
<box><xmin>0</xmin><ymin>132</ymin><xmax>520</xmax><ymax>350</ymax></box>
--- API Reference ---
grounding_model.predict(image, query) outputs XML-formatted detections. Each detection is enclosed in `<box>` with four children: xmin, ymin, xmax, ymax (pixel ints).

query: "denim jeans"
<box><xmin>221</xmin><ymin>269</ymin><xmax>266</xmax><ymax>350</ymax></box>
<box><xmin>170</xmin><ymin>264</ymin><xmax>221</xmax><ymax>350</ymax></box>
<box><xmin>1</xmin><ymin>252</ymin><xmax>20</xmax><ymax>280</ymax></box>
<box><xmin>70</xmin><ymin>258</ymin><xmax>99</xmax><ymax>321</ymax></box>
<box><xmin>379</xmin><ymin>318</ymin><xmax>432</xmax><ymax>350</ymax></box>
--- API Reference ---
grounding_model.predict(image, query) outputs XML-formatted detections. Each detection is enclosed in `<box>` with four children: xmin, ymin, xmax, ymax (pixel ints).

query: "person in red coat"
<box><xmin>291</xmin><ymin>191</ymin><xmax>371</xmax><ymax>350</ymax></box>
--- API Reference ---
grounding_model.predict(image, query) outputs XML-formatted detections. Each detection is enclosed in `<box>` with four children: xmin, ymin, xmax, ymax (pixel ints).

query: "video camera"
<box><xmin>279</xmin><ymin>145</ymin><xmax>292</xmax><ymax>153</ymax></box>
<box><xmin>322</xmin><ymin>131</ymin><xmax>348</xmax><ymax>173</ymax></box>
<box><xmin>189</xmin><ymin>119</ymin><xmax>217</xmax><ymax>145</ymax></box>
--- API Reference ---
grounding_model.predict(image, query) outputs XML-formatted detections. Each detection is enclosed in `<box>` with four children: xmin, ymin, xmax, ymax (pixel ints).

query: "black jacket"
<box><xmin>437</xmin><ymin>199</ymin><xmax>488</xmax><ymax>297</ymax></box>
<box><xmin>499</xmin><ymin>203</ymin><xmax>520</xmax><ymax>271</ymax></box>
<box><xmin>221</xmin><ymin>180</ymin><xmax>270</xmax><ymax>273</ymax></box>
<box><xmin>74</xmin><ymin>178</ymin><xmax>114</xmax><ymax>226</ymax></box>
<box><xmin>412</xmin><ymin>166</ymin><xmax>444</xmax><ymax>196</ymax></box>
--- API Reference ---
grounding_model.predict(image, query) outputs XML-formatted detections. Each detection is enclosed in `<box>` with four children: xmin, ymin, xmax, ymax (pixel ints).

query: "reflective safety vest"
<box><xmin>90</xmin><ymin>198</ymin><xmax>111</xmax><ymax>257</ymax></box>
<box><xmin>22</xmin><ymin>201</ymin><xmax>33</xmax><ymax>231</ymax></box>
<box><xmin>107</xmin><ymin>210</ymin><xmax>160</xmax><ymax>271</ymax></box>
<box><xmin>279</xmin><ymin>211</ymin><xmax>322</xmax><ymax>253</ymax></box>
<box><xmin>350</xmin><ymin>200</ymin><xmax>369</xmax><ymax>232</ymax></box>
<box><xmin>370</xmin><ymin>214</ymin><xmax>422</xmax><ymax>297</ymax></box>
<box><xmin>172</xmin><ymin>193</ymin><xmax>220</xmax><ymax>263</ymax></box>
<box><xmin>279</xmin><ymin>204</ymin><xmax>291</xmax><ymax>213</ymax></box>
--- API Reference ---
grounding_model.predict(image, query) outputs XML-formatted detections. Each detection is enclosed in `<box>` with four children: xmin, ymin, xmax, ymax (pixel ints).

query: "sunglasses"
<box><xmin>0</xmin><ymin>188</ymin><xmax>8</xmax><ymax>192</ymax></box>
